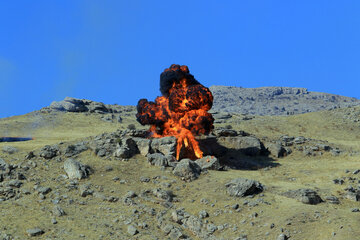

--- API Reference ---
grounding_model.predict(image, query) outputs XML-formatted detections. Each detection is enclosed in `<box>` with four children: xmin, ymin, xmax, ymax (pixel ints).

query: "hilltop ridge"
<box><xmin>210</xmin><ymin>86</ymin><xmax>360</xmax><ymax>115</ymax></box>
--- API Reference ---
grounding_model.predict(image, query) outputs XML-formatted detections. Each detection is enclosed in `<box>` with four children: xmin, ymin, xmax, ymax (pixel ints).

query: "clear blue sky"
<box><xmin>1</xmin><ymin>1</ymin><xmax>359</xmax><ymax>118</ymax></box>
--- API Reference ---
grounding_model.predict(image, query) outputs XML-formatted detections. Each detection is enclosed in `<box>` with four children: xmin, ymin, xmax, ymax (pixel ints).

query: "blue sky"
<box><xmin>1</xmin><ymin>1</ymin><xmax>359</xmax><ymax>118</ymax></box>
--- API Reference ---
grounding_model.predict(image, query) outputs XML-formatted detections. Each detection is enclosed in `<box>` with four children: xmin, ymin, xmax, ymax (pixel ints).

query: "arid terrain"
<box><xmin>1</xmin><ymin>94</ymin><xmax>360</xmax><ymax>240</ymax></box>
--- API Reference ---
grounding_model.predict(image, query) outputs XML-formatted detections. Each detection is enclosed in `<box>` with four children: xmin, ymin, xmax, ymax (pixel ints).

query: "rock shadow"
<box><xmin>198</xmin><ymin>136</ymin><xmax>280</xmax><ymax>170</ymax></box>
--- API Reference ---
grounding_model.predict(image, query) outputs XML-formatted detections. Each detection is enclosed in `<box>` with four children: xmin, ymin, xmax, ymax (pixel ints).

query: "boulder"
<box><xmin>213</xmin><ymin>129</ymin><xmax>238</xmax><ymax>137</ymax></box>
<box><xmin>26</xmin><ymin>228</ymin><xmax>45</xmax><ymax>237</ymax></box>
<box><xmin>147</xmin><ymin>153</ymin><xmax>168</xmax><ymax>167</ymax></box>
<box><xmin>172</xmin><ymin>159</ymin><xmax>201</xmax><ymax>182</ymax></box>
<box><xmin>195</xmin><ymin>156</ymin><xmax>221</xmax><ymax>170</ymax></box>
<box><xmin>264</xmin><ymin>142</ymin><xmax>286</xmax><ymax>157</ymax></box>
<box><xmin>151</xmin><ymin>136</ymin><xmax>176</xmax><ymax>156</ymax></box>
<box><xmin>2</xmin><ymin>146</ymin><xmax>18</xmax><ymax>154</ymax></box>
<box><xmin>40</xmin><ymin>145</ymin><xmax>60</xmax><ymax>159</ymax></box>
<box><xmin>87</xmin><ymin>101</ymin><xmax>108</xmax><ymax>113</ymax></box>
<box><xmin>63</xmin><ymin>158</ymin><xmax>91</xmax><ymax>180</ymax></box>
<box><xmin>225</xmin><ymin>178</ymin><xmax>263</xmax><ymax>197</ymax></box>
<box><xmin>133</xmin><ymin>138</ymin><xmax>151</xmax><ymax>156</ymax></box>
<box><xmin>282</xmin><ymin>189</ymin><xmax>323</xmax><ymax>205</ymax></box>
<box><xmin>218</xmin><ymin>136</ymin><xmax>263</xmax><ymax>156</ymax></box>
<box><xmin>0</xmin><ymin>158</ymin><xmax>8</xmax><ymax>171</ymax></box>
<box><xmin>114</xmin><ymin>137</ymin><xmax>139</xmax><ymax>159</ymax></box>
<box><xmin>50</xmin><ymin>97</ymin><xmax>87</xmax><ymax>112</ymax></box>
<box><xmin>64</xmin><ymin>142</ymin><xmax>88</xmax><ymax>157</ymax></box>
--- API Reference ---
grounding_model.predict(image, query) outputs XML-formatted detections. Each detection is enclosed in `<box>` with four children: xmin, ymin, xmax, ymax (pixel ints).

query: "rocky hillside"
<box><xmin>210</xmin><ymin>86</ymin><xmax>360</xmax><ymax>115</ymax></box>
<box><xmin>1</xmin><ymin>101</ymin><xmax>360</xmax><ymax>239</ymax></box>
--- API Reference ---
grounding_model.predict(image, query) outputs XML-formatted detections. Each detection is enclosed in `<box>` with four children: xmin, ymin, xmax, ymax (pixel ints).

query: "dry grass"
<box><xmin>0</xmin><ymin>107</ymin><xmax>360</xmax><ymax>239</ymax></box>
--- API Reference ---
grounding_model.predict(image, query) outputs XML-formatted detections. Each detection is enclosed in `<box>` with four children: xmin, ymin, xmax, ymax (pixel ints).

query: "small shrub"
<box><xmin>127</xmin><ymin>124</ymin><xmax>136</xmax><ymax>130</ymax></box>
<box><xmin>225</xmin><ymin>124</ymin><xmax>233</xmax><ymax>129</ymax></box>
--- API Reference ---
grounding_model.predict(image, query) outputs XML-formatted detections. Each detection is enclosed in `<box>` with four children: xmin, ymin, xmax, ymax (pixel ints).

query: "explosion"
<box><xmin>136</xmin><ymin>64</ymin><xmax>214</xmax><ymax>160</ymax></box>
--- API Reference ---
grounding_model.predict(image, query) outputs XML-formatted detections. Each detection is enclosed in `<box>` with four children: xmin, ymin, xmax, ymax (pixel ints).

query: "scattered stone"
<box><xmin>36</xmin><ymin>186</ymin><xmax>52</xmax><ymax>195</ymax></box>
<box><xmin>277</xmin><ymin>233</ymin><xmax>288</xmax><ymax>240</ymax></box>
<box><xmin>63</xmin><ymin>158</ymin><xmax>91</xmax><ymax>180</ymax></box>
<box><xmin>2</xmin><ymin>146</ymin><xmax>18</xmax><ymax>154</ymax></box>
<box><xmin>294</xmin><ymin>136</ymin><xmax>306</xmax><ymax>144</ymax></box>
<box><xmin>351</xmin><ymin>208</ymin><xmax>360</xmax><ymax>212</ymax></box>
<box><xmin>25</xmin><ymin>151</ymin><xmax>35</xmax><ymax>160</ymax></box>
<box><xmin>317</xmin><ymin>144</ymin><xmax>331</xmax><ymax>151</ymax></box>
<box><xmin>104</xmin><ymin>166</ymin><xmax>113</xmax><ymax>172</ymax></box>
<box><xmin>53</xmin><ymin>206</ymin><xmax>66</xmax><ymax>217</ymax></box>
<box><xmin>225</xmin><ymin>178</ymin><xmax>264</xmax><ymax>197</ymax></box>
<box><xmin>325</xmin><ymin>196</ymin><xmax>340</xmax><ymax>204</ymax></box>
<box><xmin>26</xmin><ymin>228</ymin><xmax>44</xmax><ymax>237</ymax></box>
<box><xmin>140</xmin><ymin>176</ymin><xmax>150</xmax><ymax>183</ymax></box>
<box><xmin>152</xmin><ymin>188</ymin><xmax>173</xmax><ymax>202</ymax></box>
<box><xmin>127</xmin><ymin>225</ymin><xmax>138</xmax><ymax>235</ymax></box>
<box><xmin>7</xmin><ymin>180</ymin><xmax>23</xmax><ymax>188</ymax></box>
<box><xmin>172</xmin><ymin>159</ymin><xmax>201</xmax><ymax>181</ymax></box>
<box><xmin>231</xmin><ymin>203</ymin><xmax>239</xmax><ymax>210</ymax></box>
<box><xmin>214</xmin><ymin>128</ymin><xmax>238</xmax><ymax>137</ymax></box>
<box><xmin>147</xmin><ymin>153</ymin><xmax>168</xmax><ymax>167</ymax></box>
<box><xmin>330</xmin><ymin>149</ymin><xmax>341</xmax><ymax>156</ymax></box>
<box><xmin>345</xmin><ymin>190</ymin><xmax>360</xmax><ymax>201</ymax></box>
<box><xmin>195</xmin><ymin>156</ymin><xmax>221</xmax><ymax>170</ymax></box>
<box><xmin>207</xmin><ymin>223</ymin><xmax>217</xmax><ymax>233</ymax></box>
<box><xmin>125</xmin><ymin>191</ymin><xmax>137</xmax><ymax>198</ymax></box>
<box><xmin>283</xmin><ymin>189</ymin><xmax>323</xmax><ymax>205</ymax></box>
<box><xmin>79</xmin><ymin>184</ymin><xmax>93</xmax><ymax>197</ymax></box>
<box><xmin>40</xmin><ymin>145</ymin><xmax>60</xmax><ymax>159</ymax></box>
<box><xmin>353</xmin><ymin>169</ymin><xmax>360</xmax><ymax>175</ymax></box>
<box><xmin>333</xmin><ymin>178</ymin><xmax>345</xmax><ymax>185</ymax></box>
<box><xmin>199</xmin><ymin>210</ymin><xmax>209</xmax><ymax>219</ymax></box>
<box><xmin>51</xmin><ymin>218</ymin><xmax>58</xmax><ymax>224</ymax></box>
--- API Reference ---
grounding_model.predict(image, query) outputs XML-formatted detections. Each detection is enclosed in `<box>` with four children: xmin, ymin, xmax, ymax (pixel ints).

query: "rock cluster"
<box><xmin>48</xmin><ymin>97</ymin><xmax>135</xmax><ymax>114</ymax></box>
<box><xmin>0</xmin><ymin>158</ymin><xmax>27</xmax><ymax>201</ymax></box>
<box><xmin>264</xmin><ymin>135</ymin><xmax>341</xmax><ymax>158</ymax></box>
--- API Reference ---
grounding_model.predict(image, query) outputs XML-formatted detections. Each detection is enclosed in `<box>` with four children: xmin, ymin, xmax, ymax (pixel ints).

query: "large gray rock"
<box><xmin>225</xmin><ymin>178</ymin><xmax>263</xmax><ymax>197</ymax></box>
<box><xmin>218</xmin><ymin>136</ymin><xmax>263</xmax><ymax>156</ymax></box>
<box><xmin>26</xmin><ymin>228</ymin><xmax>45</xmax><ymax>237</ymax></box>
<box><xmin>40</xmin><ymin>145</ymin><xmax>60</xmax><ymax>159</ymax></box>
<box><xmin>64</xmin><ymin>142</ymin><xmax>88</xmax><ymax>157</ymax></box>
<box><xmin>147</xmin><ymin>153</ymin><xmax>168</xmax><ymax>167</ymax></box>
<box><xmin>63</xmin><ymin>158</ymin><xmax>91</xmax><ymax>180</ymax></box>
<box><xmin>133</xmin><ymin>137</ymin><xmax>151</xmax><ymax>156</ymax></box>
<box><xmin>264</xmin><ymin>142</ymin><xmax>286</xmax><ymax>157</ymax></box>
<box><xmin>0</xmin><ymin>158</ymin><xmax>7</xmax><ymax>171</ymax></box>
<box><xmin>113</xmin><ymin>137</ymin><xmax>139</xmax><ymax>159</ymax></box>
<box><xmin>151</xmin><ymin>137</ymin><xmax>176</xmax><ymax>156</ymax></box>
<box><xmin>87</xmin><ymin>101</ymin><xmax>108</xmax><ymax>113</ymax></box>
<box><xmin>283</xmin><ymin>189</ymin><xmax>323</xmax><ymax>205</ymax></box>
<box><xmin>2</xmin><ymin>146</ymin><xmax>18</xmax><ymax>154</ymax></box>
<box><xmin>172</xmin><ymin>159</ymin><xmax>201</xmax><ymax>181</ymax></box>
<box><xmin>195</xmin><ymin>156</ymin><xmax>221</xmax><ymax>170</ymax></box>
<box><xmin>213</xmin><ymin>129</ymin><xmax>238</xmax><ymax>137</ymax></box>
<box><xmin>50</xmin><ymin>97</ymin><xmax>88</xmax><ymax>112</ymax></box>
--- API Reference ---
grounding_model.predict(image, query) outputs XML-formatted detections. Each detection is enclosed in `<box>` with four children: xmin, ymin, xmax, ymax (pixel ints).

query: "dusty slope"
<box><xmin>0</xmin><ymin>106</ymin><xmax>360</xmax><ymax>240</ymax></box>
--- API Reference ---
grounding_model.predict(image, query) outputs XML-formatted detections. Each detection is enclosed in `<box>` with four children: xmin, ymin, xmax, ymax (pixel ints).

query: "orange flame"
<box><xmin>136</xmin><ymin>65</ymin><xmax>214</xmax><ymax>160</ymax></box>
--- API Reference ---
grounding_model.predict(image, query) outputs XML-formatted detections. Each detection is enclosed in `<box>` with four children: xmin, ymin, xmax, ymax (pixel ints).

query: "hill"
<box><xmin>210</xmin><ymin>86</ymin><xmax>360</xmax><ymax>115</ymax></box>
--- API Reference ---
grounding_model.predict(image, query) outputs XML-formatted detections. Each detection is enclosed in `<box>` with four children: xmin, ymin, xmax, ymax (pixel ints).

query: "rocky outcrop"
<box><xmin>48</xmin><ymin>97</ymin><xmax>135</xmax><ymax>114</ymax></box>
<box><xmin>210</xmin><ymin>86</ymin><xmax>360</xmax><ymax>115</ymax></box>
